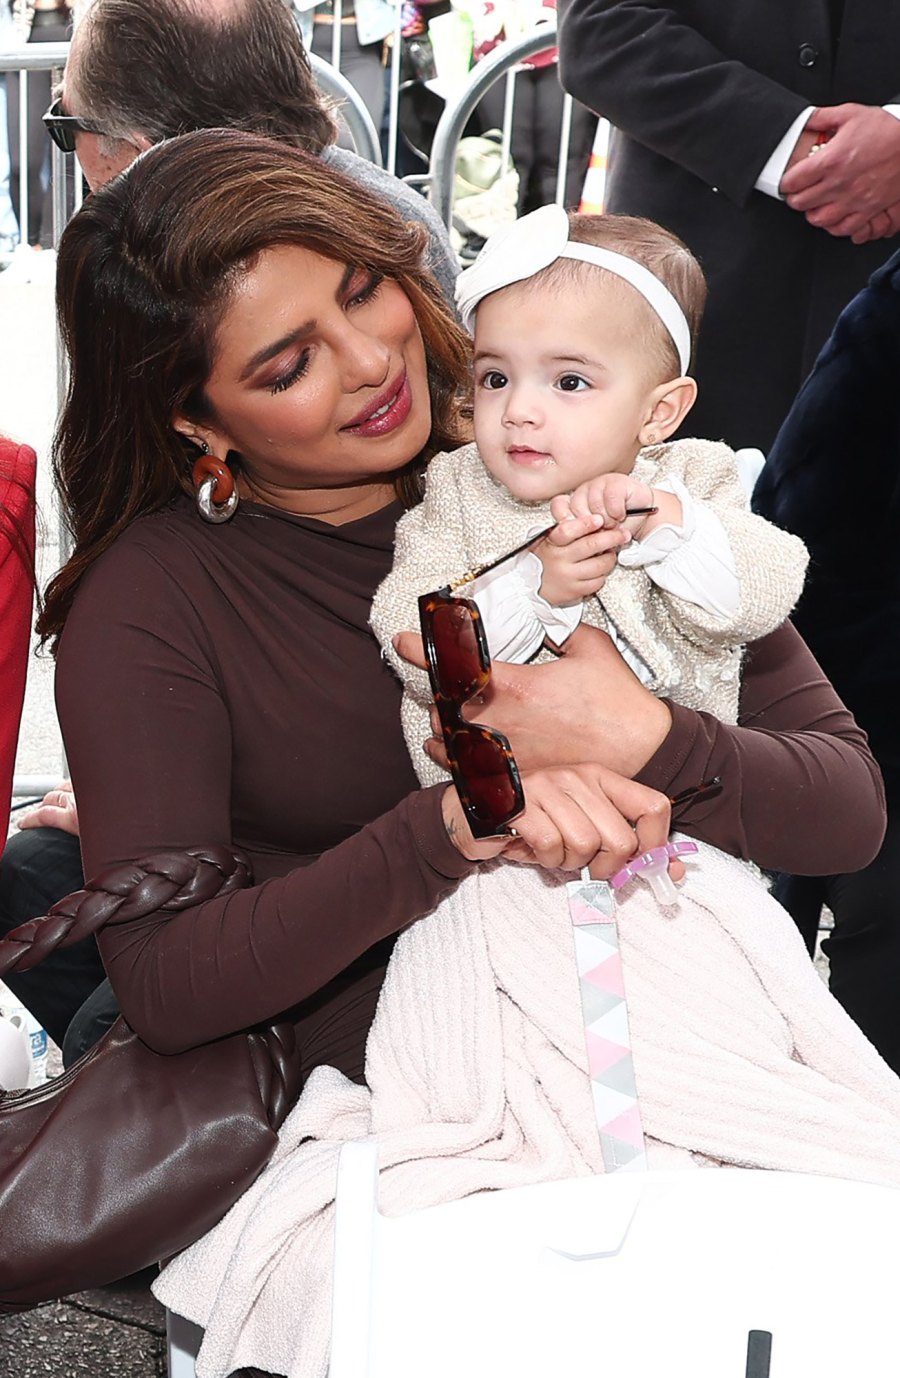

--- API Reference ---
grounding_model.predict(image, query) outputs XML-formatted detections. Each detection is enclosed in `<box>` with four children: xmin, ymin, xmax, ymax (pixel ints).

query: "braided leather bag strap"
<box><xmin>0</xmin><ymin>844</ymin><xmax>303</xmax><ymax>1128</ymax></box>
<box><xmin>0</xmin><ymin>845</ymin><xmax>251</xmax><ymax>979</ymax></box>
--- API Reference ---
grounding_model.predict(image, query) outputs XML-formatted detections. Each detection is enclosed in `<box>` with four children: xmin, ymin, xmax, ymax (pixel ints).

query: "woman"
<box><xmin>0</xmin><ymin>435</ymin><xmax>35</xmax><ymax>847</ymax></box>
<box><xmin>41</xmin><ymin>128</ymin><xmax>884</xmax><ymax>1066</ymax></box>
<box><xmin>41</xmin><ymin>128</ymin><xmax>889</xmax><ymax>1377</ymax></box>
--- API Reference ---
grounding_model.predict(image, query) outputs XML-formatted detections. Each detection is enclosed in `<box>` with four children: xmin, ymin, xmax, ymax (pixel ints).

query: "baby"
<box><xmin>372</xmin><ymin>203</ymin><xmax>808</xmax><ymax>792</ymax></box>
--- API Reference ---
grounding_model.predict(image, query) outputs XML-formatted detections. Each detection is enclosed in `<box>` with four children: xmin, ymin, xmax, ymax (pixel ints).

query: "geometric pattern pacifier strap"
<box><xmin>567</xmin><ymin>872</ymin><xmax>648</xmax><ymax>1172</ymax></box>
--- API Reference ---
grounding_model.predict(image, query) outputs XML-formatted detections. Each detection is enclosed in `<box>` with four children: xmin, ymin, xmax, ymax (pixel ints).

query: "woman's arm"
<box><xmin>639</xmin><ymin>620</ymin><xmax>886</xmax><ymax>874</ymax></box>
<box><xmin>57</xmin><ymin>530</ymin><xmax>673</xmax><ymax>1054</ymax></box>
<box><xmin>55</xmin><ymin>536</ymin><xmax>477</xmax><ymax>1054</ymax></box>
<box><xmin>396</xmin><ymin>619</ymin><xmax>885</xmax><ymax>876</ymax></box>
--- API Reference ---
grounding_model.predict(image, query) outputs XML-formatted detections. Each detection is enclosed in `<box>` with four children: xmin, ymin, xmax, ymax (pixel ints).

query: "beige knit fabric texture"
<box><xmin>370</xmin><ymin>438</ymin><xmax>808</xmax><ymax>785</ymax></box>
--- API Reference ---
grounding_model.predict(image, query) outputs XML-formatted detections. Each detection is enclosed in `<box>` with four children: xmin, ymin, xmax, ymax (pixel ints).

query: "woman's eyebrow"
<box><xmin>239</xmin><ymin>263</ymin><xmax>357</xmax><ymax>381</ymax></box>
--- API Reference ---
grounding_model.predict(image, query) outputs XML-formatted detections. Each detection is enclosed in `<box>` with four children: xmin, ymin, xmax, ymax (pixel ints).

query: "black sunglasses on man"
<box><xmin>42</xmin><ymin>96</ymin><xmax>105</xmax><ymax>154</ymax></box>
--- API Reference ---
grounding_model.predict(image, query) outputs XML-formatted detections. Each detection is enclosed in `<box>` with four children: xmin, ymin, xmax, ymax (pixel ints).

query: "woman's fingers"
<box><xmin>392</xmin><ymin>630</ymin><xmax>427</xmax><ymax>670</ymax></box>
<box><xmin>507</xmin><ymin>765</ymin><xmax>671</xmax><ymax>877</ymax></box>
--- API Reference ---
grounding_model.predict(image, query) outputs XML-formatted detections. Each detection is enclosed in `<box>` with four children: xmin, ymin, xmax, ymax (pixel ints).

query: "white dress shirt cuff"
<box><xmin>756</xmin><ymin>108</ymin><xmax>814</xmax><ymax>200</ymax></box>
<box><xmin>758</xmin><ymin>106</ymin><xmax>900</xmax><ymax>202</ymax></box>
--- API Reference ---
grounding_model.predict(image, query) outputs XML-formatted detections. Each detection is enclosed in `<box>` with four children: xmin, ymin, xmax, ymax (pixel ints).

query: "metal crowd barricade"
<box><xmin>0</xmin><ymin>42</ymin><xmax>72</xmax><ymax>252</ymax></box>
<box><xmin>425</xmin><ymin>17</ymin><xmax>570</xmax><ymax>230</ymax></box>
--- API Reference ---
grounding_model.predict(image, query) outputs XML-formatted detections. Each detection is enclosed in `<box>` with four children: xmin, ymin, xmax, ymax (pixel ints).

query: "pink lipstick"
<box><xmin>342</xmin><ymin>371</ymin><xmax>411</xmax><ymax>437</ymax></box>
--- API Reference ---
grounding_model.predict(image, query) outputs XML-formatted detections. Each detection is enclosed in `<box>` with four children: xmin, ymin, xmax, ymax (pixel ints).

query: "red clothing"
<box><xmin>0</xmin><ymin>440</ymin><xmax>36</xmax><ymax>848</ymax></box>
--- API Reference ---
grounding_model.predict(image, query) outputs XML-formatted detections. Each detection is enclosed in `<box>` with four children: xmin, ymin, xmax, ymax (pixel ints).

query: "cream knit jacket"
<box><xmin>370</xmin><ymin>438</ymin><xmax>808</xmax><ymax>785</ymax></box>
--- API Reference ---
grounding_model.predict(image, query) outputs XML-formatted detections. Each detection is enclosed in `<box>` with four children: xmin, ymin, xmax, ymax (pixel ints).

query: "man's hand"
<box><xmin>17</xmin><ymin>780</ymin><xmax>80</xmax><ymax>837</ymax></box>
<box><xmin>394</xmin><ymin>623</ymin><xmax>673</xmax><ymax>779</ymax></box>
<box><xmin>781</xmin><ymin>120</ymin><xmax>826</xmax><ymax>178</ymax></box>
<box><xmin>849</xmin><ymin>202</ymin><xmax>900</xmax><ymax>245</ymax></box>
<box><xmin>533</xmin><ymin>515</ymin><xmax>628</xmax><ymax>606</ymax></box>
<box><xmin>780</xmin><ymin>104</ymin><xmax>900</xmax><ymax>240</ymax></box>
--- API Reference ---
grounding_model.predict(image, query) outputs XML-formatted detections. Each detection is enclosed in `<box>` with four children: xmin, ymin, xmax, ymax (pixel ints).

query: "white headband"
<box><xmin>455</xmin><ymin>203</ymin><xmax>692</xmax><ymax>375</ymax></box>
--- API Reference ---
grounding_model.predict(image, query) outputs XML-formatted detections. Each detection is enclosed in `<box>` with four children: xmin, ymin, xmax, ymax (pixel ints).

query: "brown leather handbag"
<box><xmin>0</xmin><ymin>845</ymin><xmax>304</xmax><ymax>1314</ymax></box>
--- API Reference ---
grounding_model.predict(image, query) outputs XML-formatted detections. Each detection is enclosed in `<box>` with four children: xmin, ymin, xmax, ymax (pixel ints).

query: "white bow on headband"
<box><xmin>455</xmin><ymin>203</ymin><xmax>692</xmax><ymax>376</ymax></box>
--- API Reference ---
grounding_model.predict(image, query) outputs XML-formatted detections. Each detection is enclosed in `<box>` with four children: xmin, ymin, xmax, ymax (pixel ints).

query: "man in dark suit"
<box><xmin>752</xmin><ymin>245</ymin><xmax>900</xmax><ymax>1075</ymax></box>
<box><xmin>556</xmin><ymin>2</ymin><xmax>900</xmax><ymax>452</ymax></box>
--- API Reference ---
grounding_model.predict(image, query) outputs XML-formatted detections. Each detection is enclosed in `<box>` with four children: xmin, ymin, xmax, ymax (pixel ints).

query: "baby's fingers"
<box><xmin>545</xmin><ymin>512</ymin><xmax>603</xmax><ymax>547</ymax></box>
<box><xmin>550</xmin><ymin>493</ymin><xmax>576</xmax><ymax>525</ymax></box>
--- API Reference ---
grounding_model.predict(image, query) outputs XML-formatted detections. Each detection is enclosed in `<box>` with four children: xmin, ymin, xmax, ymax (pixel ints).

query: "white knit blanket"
<box><xmin>153</xmin><ymin>844</ymin><xmax>900</xmax><ymax>1377</ymax></box>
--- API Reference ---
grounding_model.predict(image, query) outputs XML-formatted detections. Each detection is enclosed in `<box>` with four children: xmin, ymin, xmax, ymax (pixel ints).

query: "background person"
<box><xmin>555</xmin><ymin>0</ymin><xmax>900</xmax><ymax>453</ymax></box>
<box><xmin>4</xmin><ymin>0</ymin><xmax>73</xmax><ymax>257</ymax></box>
<box><xmin>56</xmin><ymin>0</ymin><xmax>459</xmax><ymax>304</ymax></box>
<box><xmin>472</xmin><ymin>0</ymin><xmax>598</xmax><ymax>216</ymax></box>
<box><xmin>0</xmin><ymin>434</ymin><xmax>34</xmax><ymax>846</ymax></box>
<box><xmin>753</xmin><ymin>243</ymin><xmax>900</xmax><ymax>1076</ymax></box>
<box><xmin>0</xmin><ymin>784</ymin><xmax>96</xmax><ymax>1053</ymax></box>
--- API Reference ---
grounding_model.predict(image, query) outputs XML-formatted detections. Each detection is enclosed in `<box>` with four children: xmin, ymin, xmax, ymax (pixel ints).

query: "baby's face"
<box><xmin>472</xmin><ymin>276</ymin><xmax>660</xmax><ymax>505</ymax></box>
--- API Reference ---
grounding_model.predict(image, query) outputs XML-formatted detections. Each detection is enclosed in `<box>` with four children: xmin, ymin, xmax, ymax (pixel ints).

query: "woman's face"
<box><xmin>186</xmin><ymin>243</ymin><xmax>432</xmax><ymax>521</ymax></box>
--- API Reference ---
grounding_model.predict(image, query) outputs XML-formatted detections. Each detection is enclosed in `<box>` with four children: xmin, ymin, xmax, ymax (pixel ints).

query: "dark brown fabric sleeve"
<box><xmin>637</xmin><ymin>620</ymin><xmax>886</xmax><ymax>875</ymax></box>
<box><xmin>55</xmin><ymin>536</ymin><xmax>475</xmax><ymax>1055</ymax></box>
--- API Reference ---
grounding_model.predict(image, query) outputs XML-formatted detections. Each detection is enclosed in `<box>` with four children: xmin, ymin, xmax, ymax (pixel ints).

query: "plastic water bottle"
<box><xmin>0</xmin><ymin>1011</ymin><xmax>31</xmax><ymax>1090</ymax></box>
<box><xmin>0</xmin><ymin>982</ymin><xmax>48</xmax><ymax>1087</ymax></box>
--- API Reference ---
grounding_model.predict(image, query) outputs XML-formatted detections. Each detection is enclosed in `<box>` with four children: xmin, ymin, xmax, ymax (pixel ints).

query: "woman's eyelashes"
<box><xmin>270</xmin><ymin>348</ymin><xmax>311</xmax><ymax>395</ymax></box>
<box><xmin>347</xmin><ymin>270</ymin><xmax>384</xmax><ymax>308</ymax></box>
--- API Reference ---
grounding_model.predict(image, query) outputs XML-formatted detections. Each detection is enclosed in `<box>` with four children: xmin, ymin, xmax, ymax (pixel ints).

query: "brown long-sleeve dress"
<box><xmin>55</xmin><ymin>494</ymin><xmax>885</xmax><ymax>1068</ymax></box>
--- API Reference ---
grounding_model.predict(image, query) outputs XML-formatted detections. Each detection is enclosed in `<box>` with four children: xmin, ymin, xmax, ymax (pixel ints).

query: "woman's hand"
<box><xmin>441</xmin><ymin>763</ymin><xmax>674</xmax><ymax>880</ymax></box>
<box><xmin>394</xmin><ymin>623</ymin><xmax>673</xmax><ymax>778</ymax></box>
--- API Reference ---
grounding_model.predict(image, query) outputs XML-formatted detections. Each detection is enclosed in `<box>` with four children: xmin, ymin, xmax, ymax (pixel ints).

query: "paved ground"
<box><xmin>2</xmin><ymin>270</ymin><xmax>167</xmax><ymax>1377</ymax></box>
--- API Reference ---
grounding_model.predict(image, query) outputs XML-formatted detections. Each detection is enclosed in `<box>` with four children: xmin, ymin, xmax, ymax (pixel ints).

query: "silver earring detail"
<box><xmin>192</xmin><ymin>442</ymin><xmax>239</xmax><ymax>524</ymax></box>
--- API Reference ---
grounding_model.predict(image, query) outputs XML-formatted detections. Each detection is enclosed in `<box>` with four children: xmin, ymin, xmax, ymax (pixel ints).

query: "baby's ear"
<box><xmin>639</xmin><ymin>376</ymin><xmax>698</xmax><ymax>445</ymax></box>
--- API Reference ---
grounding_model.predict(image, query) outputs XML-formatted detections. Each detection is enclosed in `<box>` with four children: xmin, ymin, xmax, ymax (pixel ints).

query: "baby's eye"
<box><xmin>557</xmin><ymin>373</ymin><xmax>589</xmax><ymax>393</ymax></box>
<box><xmin>480</xmin><ymin>369</ymin><xmax>508</xmax><ymax>390</ymax></box>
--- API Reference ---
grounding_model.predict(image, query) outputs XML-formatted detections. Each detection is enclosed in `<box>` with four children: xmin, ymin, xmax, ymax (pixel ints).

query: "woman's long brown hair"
<box><xmin>39</xmin><ymin>129</ymin><xmax>472</xmax><ymax>644</ymax></box>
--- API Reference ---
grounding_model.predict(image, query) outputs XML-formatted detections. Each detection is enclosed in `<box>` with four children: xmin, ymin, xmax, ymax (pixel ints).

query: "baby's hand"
<box><xmin>535</xmin><ymin>514</ymin><xmax>631</xmax><ymax>606</ymax></box>
<box><xmin>553</xmin><ymin>474</ymin><xmax>658</xmax><ymax>534</ymax></box>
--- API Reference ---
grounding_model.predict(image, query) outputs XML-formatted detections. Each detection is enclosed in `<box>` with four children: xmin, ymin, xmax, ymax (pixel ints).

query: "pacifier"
<box><xmin>609</xmin><ymin>840</ymin><xmax>699</xmax><ymax>904</ymax></box>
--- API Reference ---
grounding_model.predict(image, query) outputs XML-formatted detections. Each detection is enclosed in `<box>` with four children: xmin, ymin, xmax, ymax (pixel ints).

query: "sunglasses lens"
<box><xmin>427</xmin><ymin>599</ymin><xmax>488</xmax><ymax>701</ymax></box>
<box><xmin>452</xmin><ymin>726</ymin><xmax>523</xmax><ymax>836</ymax></box>
<box><xmin>44</xmin><ymin>119</ymin><xmax>74</xmax><ymax>153</ymax></box>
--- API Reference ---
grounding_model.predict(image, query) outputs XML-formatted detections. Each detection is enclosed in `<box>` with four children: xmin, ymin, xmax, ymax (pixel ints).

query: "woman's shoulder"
<box><xmin>79</xmin><ymin>499</ymin><xmax>205</xmax><ymax>588</ymax></box>
<box><xmin>58</xmin><ymin>502</ymin><xmax>225</xmax><ymax>680</ymax></box>
<box><xmin>66</xmin><ymin>500</ymin><xmax>228</xmax><ymax>648</ymax></box>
